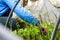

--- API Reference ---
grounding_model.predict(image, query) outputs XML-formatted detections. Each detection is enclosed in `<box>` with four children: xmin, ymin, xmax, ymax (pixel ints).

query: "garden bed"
<box><xmin>11</xmin><ymin>19</ymin><xmax>60</xmax><ymax>40</ymax></box>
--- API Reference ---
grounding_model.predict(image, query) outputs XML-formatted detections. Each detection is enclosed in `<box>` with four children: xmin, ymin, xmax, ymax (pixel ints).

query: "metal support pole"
<box><xmin>5</xmin><ymin>0</ymin><xmax>20</xmax><ymax>26</ymax></box>
<box><xmin>50</xmin><ymin>16</ymin><xmax>60</xmax><ymax>40</ymax></box>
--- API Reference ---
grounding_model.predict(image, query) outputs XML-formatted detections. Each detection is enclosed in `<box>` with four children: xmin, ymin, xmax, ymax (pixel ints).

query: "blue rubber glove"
<box><xmin>0</xmin><ymin>0</ymin><xmax>40</xmax><ymax>25</ymax></box>
<box><xmin>32</xmin><ymin>18</ymin><xmax>40</xmax><ymax>26</ymax></box>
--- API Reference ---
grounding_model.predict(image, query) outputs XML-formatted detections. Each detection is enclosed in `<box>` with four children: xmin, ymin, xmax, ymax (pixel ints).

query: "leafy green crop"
<box><xmin>12</xmin><ymin>21</ymin><xmax>60</xmax><ymax>40</ymax></box>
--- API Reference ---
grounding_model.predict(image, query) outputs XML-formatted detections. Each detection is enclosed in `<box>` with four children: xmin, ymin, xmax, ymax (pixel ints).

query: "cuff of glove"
<box><xmin>33</xmin><ymin>18</ymin><xmax>40</xmax><ymax>26</ymax></box>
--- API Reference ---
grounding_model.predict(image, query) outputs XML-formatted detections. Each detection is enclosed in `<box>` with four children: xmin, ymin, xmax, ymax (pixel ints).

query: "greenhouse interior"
<box><xmin>0</xmin><ymin>0</ymin><xmax>60</xmax><ymax>40</ymax></box>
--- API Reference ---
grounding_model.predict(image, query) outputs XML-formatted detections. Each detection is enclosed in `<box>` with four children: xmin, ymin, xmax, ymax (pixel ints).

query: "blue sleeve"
<box><xmin>0</xmin><ymin>1</ymin><xmax>10</xmax><ymax>16</ymax></box>
<box><xmin>3</xmin><ymin>0</ymin><xmax>40</xmax><ymax>25</ymax></box>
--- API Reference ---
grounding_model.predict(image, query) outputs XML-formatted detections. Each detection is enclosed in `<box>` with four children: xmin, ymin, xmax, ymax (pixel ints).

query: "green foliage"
<box><xmin>12</xmin><ymin>21</ymin><xmax>60</xmax><ymax>40</ymax></box>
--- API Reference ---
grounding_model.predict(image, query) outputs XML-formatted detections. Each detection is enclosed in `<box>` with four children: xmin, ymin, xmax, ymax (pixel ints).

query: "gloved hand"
<box><xmin>40</xmin><ymin>24</ymin><xmax>47</xmax><ymax>35</ymax></box>
<box><xmin>33</xmin><ymin>18</ymin><xmax>46</xmax><ymax>35</ymax></box>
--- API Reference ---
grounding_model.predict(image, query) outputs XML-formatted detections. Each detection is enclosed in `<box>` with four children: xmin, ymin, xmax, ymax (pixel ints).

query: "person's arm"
<box><xmin>3</xmin><ymin>0</ymin><xmax>40</xmax><ymax>25</ymax></box>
